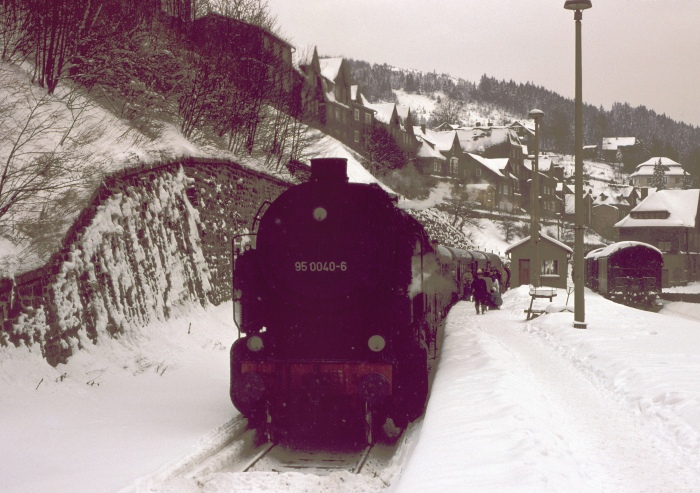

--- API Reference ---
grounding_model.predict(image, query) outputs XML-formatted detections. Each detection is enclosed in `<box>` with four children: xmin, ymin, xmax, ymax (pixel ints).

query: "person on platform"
<box><xmin>472</xmin><ymin>269</ymin><xmax>489</xmax><ymax>315</ymax></box>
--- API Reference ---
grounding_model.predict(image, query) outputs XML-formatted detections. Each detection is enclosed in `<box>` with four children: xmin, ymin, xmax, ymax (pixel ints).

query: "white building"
<box><xmin>629</xmin><ymin>157</ymin><xmax>688</xmax><ymax>189</ymax></box>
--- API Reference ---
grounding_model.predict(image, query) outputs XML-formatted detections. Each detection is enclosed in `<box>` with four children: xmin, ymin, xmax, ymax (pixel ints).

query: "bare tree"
<box><xmin>439</xmin><ymin>181</ymin><xmax>480</xmax><ymax>228</ymax></box>
<box><xmin>0</xmin><ymin>71</ymin><xmax>105</xmax><ymax>244</ymax></box>
<box><xmin>430</xmin><ymin>95</ymin><xmax>465</xmax><ymax>127</ymax></box>
<box><xmin>0</xmin><ymin>0</ymin><xmax>31</xmax><ymax>63</ymax></box>
<box><xmin>498</xmin><ymin>215</ymin><xmax>518</xmax><ymax>242</ymax></box>
<box><xmin>204</xmin><ymin>0</ymin><xmax>278</xmax><ymax>30</ymax></box>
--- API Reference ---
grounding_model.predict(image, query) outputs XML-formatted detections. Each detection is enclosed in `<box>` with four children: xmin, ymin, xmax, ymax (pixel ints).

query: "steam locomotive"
<box><xmin>584</xmin><ymin>241</ymin><xmax>663</xmax><ymax>306</ymax></box>
<box><xmin>228</xmin><ymin>157</ymin><xmax>502</xmax><ymax>443</ymax></box>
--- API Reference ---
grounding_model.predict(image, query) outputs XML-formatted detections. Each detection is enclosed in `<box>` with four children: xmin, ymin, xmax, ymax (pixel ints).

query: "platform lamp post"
<box><xmin>529</xmin><ymin>109</ymin><xmax>544</xmax><ymax>288</ymax></box>
<box><xmin>564</xmin><ymin>0</ymin><xmax>591</xmax><ymax>329</ymax></box>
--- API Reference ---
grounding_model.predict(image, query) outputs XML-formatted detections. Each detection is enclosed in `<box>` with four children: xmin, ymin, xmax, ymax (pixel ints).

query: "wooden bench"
<box><xmin>525</xmin><ymin>286</ymin><xmax>557</xmax><ymax>320</ymax></box>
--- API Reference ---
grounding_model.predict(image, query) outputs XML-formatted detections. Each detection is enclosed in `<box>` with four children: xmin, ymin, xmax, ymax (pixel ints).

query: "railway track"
<box><xmin>241</xmin><ymin>441</ymin><xmax>374</xmax><ymax>474</ymax></box>
<box><xmin>140</xmin><ymin>416</ymin><xmax>414</xmax><ymax>490</ymax></box>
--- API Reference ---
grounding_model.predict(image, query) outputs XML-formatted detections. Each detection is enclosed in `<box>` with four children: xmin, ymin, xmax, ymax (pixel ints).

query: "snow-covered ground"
<box><xmin>3</xmin><ymin>286</ymin><xmax>700</xmax><ymax>493</ymax></box>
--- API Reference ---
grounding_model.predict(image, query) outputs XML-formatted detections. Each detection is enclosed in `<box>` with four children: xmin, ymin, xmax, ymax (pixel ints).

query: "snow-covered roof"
<box><xmin>636</xmin><ymin>157</ymin><xmax>681</xmax><ymax>167</ymax></box>
<box><xmin>468</xmin><ymin>153</ymin><xmax>509</xmax><ymax>178</ymax></box>
<box><xmin>615</xmin><ymin>189</ymin><xmax>700</xmax><ymax>228</ymax></box>
<box><xmin>319</xmin><ymin>57</ymin><xmax>343</xmax><ymax>82</ymax></box>
<box><xmin>629</xmin><ymin>157</ymin><xmax>685</xmax><ymax>178</ymax></box>
<box><xmin>524</xmin><ymin>154</ymin><xmax>553</xmax><ymax>173</ymax></box>
<box><xmin>414</xmin><ymin>126</ymin><xmax>435</xmax><ymax>145</ymax></box>
<box><xmin>602</xmin><ymin>137</ymin><xmax>636</xmax><ymax>150</ymax></box>
<box><xmin>594</xmin><ymin>187</ymin><xmax>629</xmax><ymax>206</ymax></box>
<box><xmin>509</xmin><ymin>120</ymin><xmax>535</xmax><ymax>133</ymax></box>
<box><xmin>417</xmin><ymin>139</ymin><xmax>445</xmax><ymax>159</ymax></box>
<box><xmin>366</xmin><ymin>102</ymin><xmax>396</xmax><ymax>125</ymax></box>
<box><xmin>396</xmin><ymin>104</ymin><xmax>411</xmax><ymax>122</ymax></box>
<box><xmin>504</xmin><ymin>233</ymin><xmax>573</xmax><ymax>254</ymax></box>
<box><xmin>456</xmin><ymin>127</ymin><xmax>519</xmax><ymax>154</ymax></box>
<box><xmin>426</xmin><ymin>130</ymin><xmax>458</xmax><ymax>152</ymax></box>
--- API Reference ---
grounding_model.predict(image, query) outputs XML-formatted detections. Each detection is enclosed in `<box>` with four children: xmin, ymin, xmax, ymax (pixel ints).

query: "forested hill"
<box><xmin>346</xmin><ymin>59</ymin><xmax>700</xmax><ymax>177</ymax></box>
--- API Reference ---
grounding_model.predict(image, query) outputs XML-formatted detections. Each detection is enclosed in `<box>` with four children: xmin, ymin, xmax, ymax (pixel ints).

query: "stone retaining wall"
<box><xmin>0</xmin><ymin>158</ymin><xmax>289</xmax><ymax>365</ymax></box>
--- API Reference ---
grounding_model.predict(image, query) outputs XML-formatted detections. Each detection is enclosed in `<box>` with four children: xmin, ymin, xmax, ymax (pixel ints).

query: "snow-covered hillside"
<box><xmin>394</xmin><ymin>89</ymin><xmax>522</xmax><ymax>127</ymax></box>
<box><xmin>0</xmin><ymin>61</ymin><xmax>386</xmax><ymax>276</ymax></box>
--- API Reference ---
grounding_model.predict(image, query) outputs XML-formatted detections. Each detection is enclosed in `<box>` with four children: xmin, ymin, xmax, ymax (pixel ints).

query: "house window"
<box><xmin>450</xmin><ymin>157</ymin><xmax>458</xmax><ymax>175</ymax></box>
<box><xmin>335</xmin><ymin>107</ymin><xmax>340</xmax><ymax>120</ymax></box>
<box><xmin>354</xmin><ymin>130</ymin><xmax>359</xmax><ymax>143</ymax></box>
<box><xmin>434</xmin><ymin>161</ymin><xmax>441</xmax><ymax>173</ymax></box>
<box><xmin>365</xmin><ymin>113</ymin><xmax>372</xmax><ymax>124</ymax></box>
<box><xmin>354</xmin><ymin>109</ymin><xmax>360</xmax><ymax>121</ymax></box>
<box><xmin>475</xmin><ymin>168</ymin><xmax>481</xmax><ymax>178</ymax></box>
<box><xmin>542</xmin><ymin>259</ymin><xmax>558</xmax><ymax>275</ymax></box>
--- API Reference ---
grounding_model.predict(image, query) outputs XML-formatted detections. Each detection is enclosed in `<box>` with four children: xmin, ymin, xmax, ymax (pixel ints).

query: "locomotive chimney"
<box><xmin>310</xmin><ymin>158</ymin><xmax>348</xmax><ymax>183</ymax></box>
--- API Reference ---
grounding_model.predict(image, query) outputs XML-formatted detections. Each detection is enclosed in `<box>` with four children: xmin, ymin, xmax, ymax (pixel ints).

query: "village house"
<box><xmin>299</xmin><ymin>49</ymin><xmax>376</xmax><ymax>152</ymax></box>
<box><xmin>508</xmin><ymin>120</ymin><xmax>535</xmax><ymax>150</ymax></box>
<box><xmin>419</xmin><ymin>129</ymin><xmax>464</xmax><ymax>177</ymax></box>
<box><xmin>590</xmin><ymin>186</ymin><xmax>639</xmax><ymax>239</ymax></box>
<box><xmin>190</xmin><ymin>13</ymin><xmax>296</xmax><ymax>97</ymax></box>
<box><xmin>420</xmin><ymin>126</ymin><xmax>522</xmax><ymax>212</ymax></box>
<box><xmin>629</xmin><ymin>157</ymin><xmax>689</xmax><ymax>190</ymax></box>
<box><xmin>522</xmin><ymin>154</ymin><xmax>561</xmax><ymax>218</ymax></box>
<box><xmin>365</xmin><ymin>102</ymin><xmax>419</xmax><ymax>156</ymax></box>
<box><xmin>615</xmin><ymin>189</ymin><xmax>700</xmax><ymax>287</ymax></box>
<box><xmin>561</xmin><ymin>190</ymin><xmax>594</xmax><ymax>227</ymax></box>
<box><xmin>601</xmin><ymin>137</ymin><xmax>639</xmax><ymax>163</ymax></box>
<box><xmin>461</xmin><ymin>154</ymin><xmax>518</xmax><ymax>212</ymax></box>
<box><xmin>413</xmin><ymin>126</ymin><xmax>446</xmax><ymax>174</ymax></box>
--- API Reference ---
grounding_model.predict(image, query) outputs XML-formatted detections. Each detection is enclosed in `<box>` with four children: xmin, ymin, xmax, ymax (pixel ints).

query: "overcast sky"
<box><xmin>266</xmin><ymin>0</ymin><xmax>700</xmax><ymax>128</ymax></box>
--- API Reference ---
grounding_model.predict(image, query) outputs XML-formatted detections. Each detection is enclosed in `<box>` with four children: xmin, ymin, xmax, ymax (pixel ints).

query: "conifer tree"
<box><xmin>650</xmin><ymin>158</ymin><xmax>666</xmax><ymax>190</ymax></box>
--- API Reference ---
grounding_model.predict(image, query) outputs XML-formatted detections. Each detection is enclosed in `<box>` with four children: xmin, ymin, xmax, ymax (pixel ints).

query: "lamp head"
<box><xmin>529</xmin><ymin>109</ymin><xmax>544</xmax><ymax>120</ymax></box>
<box><xmin>564</xmin><ymin>0</ymin><xmax>592</xmax><ymax>10</ymax></box>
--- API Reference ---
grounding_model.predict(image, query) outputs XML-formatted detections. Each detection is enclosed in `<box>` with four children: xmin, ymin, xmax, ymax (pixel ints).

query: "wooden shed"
<box><xmin>505</xmin><ymin>233</ymin><xmax>573</xmax><ymax>288</ymax></box>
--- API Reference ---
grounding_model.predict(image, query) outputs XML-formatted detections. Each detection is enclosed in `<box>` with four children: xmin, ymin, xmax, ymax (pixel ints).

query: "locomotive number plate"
<box><xmin>294</xmin><ymin>261</ymin><xmax>347</xmax><ymax>272</ymax></box>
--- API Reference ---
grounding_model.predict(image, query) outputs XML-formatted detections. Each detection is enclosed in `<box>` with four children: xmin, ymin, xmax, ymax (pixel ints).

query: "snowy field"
<box><xmin>2</xmin><ymin>287</ymin><xmax>700</xmax><ymax>493</ymax></box>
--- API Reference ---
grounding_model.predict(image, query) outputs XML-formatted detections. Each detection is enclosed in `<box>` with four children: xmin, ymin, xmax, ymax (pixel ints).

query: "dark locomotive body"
<box><xmin>230</xmin><ymin>158</ymin><xmax>459</xmax><ymax>441</ymax></box>
<box><xmin>229</xmin><ymin>158</ymin><xmax>508</xmax><ymax>442</ymax></box>
<box><xmin>584</xmin><ymin>241</ymin><xmax>663</xmax><ymax>305</ymax></box>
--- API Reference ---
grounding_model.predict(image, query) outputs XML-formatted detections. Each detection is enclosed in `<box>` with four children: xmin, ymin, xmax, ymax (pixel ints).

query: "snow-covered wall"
<box><xmin>0</xmin><ymin>159</ymin><xmax>289</xmax><ymax>365</ymax></box>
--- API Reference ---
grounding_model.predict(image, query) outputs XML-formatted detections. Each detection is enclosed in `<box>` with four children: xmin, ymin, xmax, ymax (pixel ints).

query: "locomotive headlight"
<box><xmin>313</xmin><ymin>207</ymin><xmax>328</xmax><ymax>221</ymax></box>
<box><xmin>368</xmin><ymin>335</ymin><xmax>385</xmax><ymax>352</ymax></box>
<box><xmin>246</xmin><ymin>335</ymin><xmax>264</xmax><ymax>352</ymax></box>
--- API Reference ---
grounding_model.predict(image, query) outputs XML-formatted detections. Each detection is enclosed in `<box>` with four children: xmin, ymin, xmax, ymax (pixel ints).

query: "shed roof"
<box><xmin>505</xmin><ymin>233</ymin><xmax>573</xmax><ymax>254</ymax></box>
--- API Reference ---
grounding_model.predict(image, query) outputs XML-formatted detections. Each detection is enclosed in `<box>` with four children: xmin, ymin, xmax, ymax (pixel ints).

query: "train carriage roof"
<box><xmin>482</xmin><ymin>252</ymin><xmax>503</xmax><ymax>266</ymax></box>
<box><xmin>435</xmin><ymin>244</ymin><xmax>454</xmax><ymax>261</ymax></box>
<box><xmin>445</xmin><ymin>247</ymin><xmax>474</xmax><ymax>261</ymax></box>
<box><xmin>589</xmin><ymin>241</ymin><xmax>663</xmax><ymax>260</ymax></box>
<box><xmin>469</xmin><ymin>251</ymin><xmax>489</xmax><ymax>262</ymax></box>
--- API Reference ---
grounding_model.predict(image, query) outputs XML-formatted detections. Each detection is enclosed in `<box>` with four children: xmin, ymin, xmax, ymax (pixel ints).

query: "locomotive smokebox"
<box><xmin>311</xmin><ymin>158</ymin><xmax>348</xmax><ymax>183</ymax></box>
